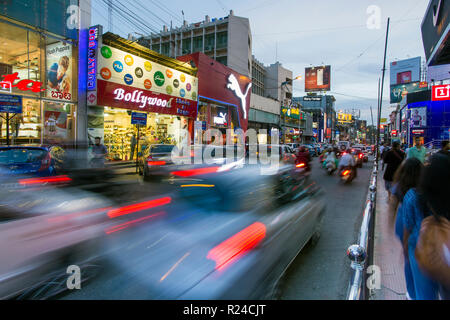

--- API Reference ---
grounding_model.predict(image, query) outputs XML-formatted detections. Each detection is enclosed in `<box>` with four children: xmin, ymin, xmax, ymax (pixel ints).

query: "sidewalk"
<box><xmin>371</xmin><ymin>170</ymin><xmax>407</xmax><ymax>300</ymax></box>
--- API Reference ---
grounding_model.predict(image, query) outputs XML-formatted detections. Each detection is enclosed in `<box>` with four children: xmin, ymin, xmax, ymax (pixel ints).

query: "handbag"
<box><xmin>415</xmin><ymin>215</ymin><xmax>450</xmax><ymax>289</ymax></box>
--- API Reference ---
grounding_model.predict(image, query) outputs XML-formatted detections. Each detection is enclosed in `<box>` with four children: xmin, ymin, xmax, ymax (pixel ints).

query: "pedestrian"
<box><xmin>91</xmin><ymin>136</ymin><xmax>108</xmax><ymax>167</ymax></box>
<box><xmin>414</xmin><ymin>153</ymin><xmax>450</xmax><ymax>299</ymax></box>
<box><xmin>381</xmin><ymin>142</ymin><xmax>389</xmax><ymax>170</ymax></box>
<box><xmin>437</xmin><ymin>140</ymin><xmax>449</xmax><ymax>157</ymax></box>
<box><xmin>130</xmin><ymin>133</ymin><xmax>137</xmax><ymax>160</ymax></box>
<box><xmin>407</xmin><ymin>137</ymin><xmax>427</xmax><ymax>163</ymax></box>
<box><xmin>389</xmin><ymin>157</ymin><xmax>423</xmax><ymax>300</ymax></box>
<box><xmin>396</xmin><ymin>154</ymin><xmax>449</xmax><ymax>299</ymax></box>
<box><xmin>383</xmin><ymin>141</ymin><xmax>405</xmax><ymax>199</ymax></box>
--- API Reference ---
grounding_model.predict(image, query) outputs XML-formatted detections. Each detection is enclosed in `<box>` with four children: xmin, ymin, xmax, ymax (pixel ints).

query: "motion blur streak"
<box><xmin>47</xmin><ymin>206</ymin><xmax>113</xmax><ymax>223</ymax></box>
<box><xmin>296</xmin><ymin>163</ymin><xmax>306</xmax><ymax>168</ymax></box>
<box><xmin>105</xmin><ymin>211</ymin><xmax>166</xmax><ymax>234</ymax></box>
<box><xmin>207</xmin><ymin>222</ymin><xmax>266</xmax><ymax>271</ymax></box>
<box><xmin>159</xmin><ymin>252</ymin><xmax>191</xmax><ymax>282</ymax></box>
<box><xmin>171</xmin><ymin>166</ymin><xmax>221</xmax><ymax>177</ymax></box>
<box><xmin>147</xmin><ymin>161</ymin><xmax>166</xmax><ymax>166</ymax></box>
<box><xmin>180</xmin><ymin>184</ymin><xmax>215</xmax><ymax>188</ymax></box>
<box><xmin>107</xmin><ymin>197</ymin><xmax>172</xmax><ymax>218</ymax></box>
<box><xmin>18</xmin><ymin>175</ymin><xmax>72</xmax><ymax>185</ymax></box>
<box><xmin>342</xmin><ymin>170</ymin><xmax>350</xmax><ymax>176</ymax></box>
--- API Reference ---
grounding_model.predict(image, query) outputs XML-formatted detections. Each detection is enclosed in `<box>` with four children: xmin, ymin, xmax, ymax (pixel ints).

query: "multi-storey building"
<box><xmin>137</xmin><ymin>10</ymin><xmax>252</xmax><ymax>77</ymax></box>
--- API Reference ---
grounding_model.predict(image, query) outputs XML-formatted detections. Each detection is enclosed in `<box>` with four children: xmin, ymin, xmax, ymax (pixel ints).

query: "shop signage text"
<box><xmin>0</xmin><ymin>73</ymin><xmax>45</xmax><ymax>93</ymax></box>
<box><xmin>0</xmin><ymin>94</ymin><xmax>22</xmax><ymax>113</ymax></box>
<box><xmin>131</xmin><ymin>112</ymin><xmax>147</xmax><ymax>125</ymax></box>
<box><xmin>88</xmin><ymin>26</ymin><xmax>99</xmax><ymax>91</ymax></box>
<box><xmin>432</xmin><ymin>84</ymin><xmax>450</xmax><ymax>101</ymax></box>
<box><xmin>213</xmin><ymin>112</ymin><xmax>228</xmax><ymax>125</ymax></box>
<box><xmin>114</xmin><ymin>88</ymin><xmax>168</xmax><ymax>108</ymax></box>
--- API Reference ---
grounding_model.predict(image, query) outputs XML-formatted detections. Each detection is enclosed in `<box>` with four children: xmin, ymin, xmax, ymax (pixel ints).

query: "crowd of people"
<box><xmin>382</xmin><ymin>138</ymin><xmax>450</xmax><ymax>300</ymax></box>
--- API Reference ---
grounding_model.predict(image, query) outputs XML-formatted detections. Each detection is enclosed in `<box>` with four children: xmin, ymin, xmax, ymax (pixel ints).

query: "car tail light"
<box><xmin>296</xmin><ymin>163</ymin><xmax>305</xmax><ymax>168</ymax></box>
<box><xmin>38</xmin><ymin>152</ymin><xmax>52</xmax><ymax>172</ymax></box>
<box><xmin>207</xmin><ymin>222</ymin><xmax>266</xmax><ymax>271</ymax></box>
<box><xmin>107</xmin><ymin>196</ymin><xmax>172</xmax><ymax>219</ymax></box>
<box><xmin>359</xmin><ymin>154</ymin><xmax>363</xmax><ymax>159</ymax></box>
<box><xmin>342</xmin><ymin>170</ymin><xmax>350</xmax><ymax>176</ymax></box>
<box><xmin>148</xmin><ymin>160</ymin><xmax>166</xmax><ymax>166</ymax></box>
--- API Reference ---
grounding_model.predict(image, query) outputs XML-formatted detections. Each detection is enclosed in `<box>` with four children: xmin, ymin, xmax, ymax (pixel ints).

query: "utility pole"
<box><xmin>108</xmin><ymin>0</ymin><xmax>113</xmax><ymax>32</ymax></box>
<box><xmin>377</xmin><ymin>18</ymin><xmax>390</xmax><ymax>168</ymax></box>
<box><xmin>370</xmin><ymin>105</ymin><xmax>374</xmax><ymax>144</ymax></box>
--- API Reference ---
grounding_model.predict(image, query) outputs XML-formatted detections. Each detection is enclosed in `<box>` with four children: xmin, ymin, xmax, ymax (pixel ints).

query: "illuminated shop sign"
<box><xmin>0</xmin><ymin>73</ymin><xmax>45</xmax><ymax>93</ymax></box>
<box><xmin>213</xmin><ymin>112</ymin><xmax>228</xmax><ymax>125</ymax></box>
<box><xmin>87</xmin><ymin>26</ymin><xmax>99</xmax><ymax>90</ymax></box>
<box><xmin>226</xmin><ymin>74</ymin><xmax>251</xmax><ymax>119</ymax></box>
<box><xmin>432</xmin><ymin>84</ymin><xmax>450</xmax><ymax>101</ymax></box>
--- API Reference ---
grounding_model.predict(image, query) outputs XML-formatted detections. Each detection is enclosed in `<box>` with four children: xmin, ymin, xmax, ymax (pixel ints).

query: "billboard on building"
<box><xmin>305</xmin><ymin>65</ymin><xmax>331</xmax><ymax>92</ymax></box>
<box><xmin>390</xmin><ymin>81</ymin><xmax>427</xmax><ymax>103</ymax></box>
<box><xmin>46</xmin><ymin>41</ymin><xmax>73</xmax><ymax>101</ymax></box>
<box><xmin>337</xmin><ymin>113</ymin><xmax>352</xmax><ymax>124</ymax></box>
<box><xmin>421</xmin><ymin>0</ymin><xmax>450</xmax><ymax>64</ymax></box>
<box><xmin>410</xmin><ymin>107</ymin><xmax>427</xmax><ymax>128</ymax></box>
<box><xmin>390</xmin><ymin>57</ymin><xmax>421</xmax><ymax>86</ymax></box>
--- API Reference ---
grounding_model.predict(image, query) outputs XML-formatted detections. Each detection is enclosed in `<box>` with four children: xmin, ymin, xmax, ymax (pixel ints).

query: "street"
<box><xmin>56</xmin><ymin>157</ymin><xmax>374</xmax><ymax>300</ymax></box>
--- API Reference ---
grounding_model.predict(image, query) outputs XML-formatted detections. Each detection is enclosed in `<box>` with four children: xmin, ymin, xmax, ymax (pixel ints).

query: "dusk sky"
<box><xmin>91</xmin><ymin>0</ymin><xmax>430</xmax><ymax>123</ymax></box>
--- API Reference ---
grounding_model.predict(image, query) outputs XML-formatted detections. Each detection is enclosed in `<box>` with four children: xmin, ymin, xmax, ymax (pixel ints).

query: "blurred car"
<box><xmin>286</xmin><ymin>143</ymin><xmax>300</xmax><ymax>152</ymax></box>
<box><xmin>0</xmin><ymin>146</ymin><xmax>55</xmax><ymax>177</ymax></box>
<box><xmin>138</xmin><ymin>144</ymin><xmax>176</xmax><ymax>181</ymax></box>
<box><xmin>352</xmin><ymin>148</ymin><xmax>364</xmax><ymax>168</ymax></box>
<box><xmin>89</xmin><ymin>164</ymin><xmax>326</xmax><ymax>299</ymax></box>
<box><xmin>303</xmin><ymin>144</ymin><xmax>317</xmax><ymax>157</ymax></box>
<box><xmin>0</xmin><ymin>181</ymin><xmax>114</xmax><ymax>299</ymax></box>
<box><xmin>247</xmin><ymin>144</ymin><xmax>297</xmax><ymax>164</ymax></box>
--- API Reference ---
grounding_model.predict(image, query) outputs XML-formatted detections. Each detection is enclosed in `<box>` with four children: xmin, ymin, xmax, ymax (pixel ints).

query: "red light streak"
<box><xmin>19</xmin><ymin>175</ymin><xmax>72</xmax><ymax>185</ymax></box>
<box><xmin>105</xmin><ymin>211</ymin><xmax>166</xmax><ymax>234</ymax></box>
<box><xmin>342</xmin><ymin>170</ymin><xmax>350</xmax><ymax>176</ymax></box>
<box><xmin>296</xmin><ymin>163</ymin><xmax>305</xmax><ymax>168</ymax></box>
<box><xmin>171</xmin><ymin>166</ymin><xmax>221</xmax><ymax>177</ymax></box>
<box><xmin>148</xmin><ymin>160</ymin><xmax>166</xmax><ymax>166</ymax></box>
<box><xmin>107</xmin><ymin>197</ymin><xmax>172</xmax><ymax>219</ymax></box>
<box><xmin>207</xmin><ymin>222</ymin><xmax>266</xmax><ymax>271</ymax></box>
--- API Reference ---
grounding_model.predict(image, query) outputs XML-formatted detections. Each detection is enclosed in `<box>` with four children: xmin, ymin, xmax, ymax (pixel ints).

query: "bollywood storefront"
<box><xmin>177</xmin><ymin>52</ymin><xmax>251</xmax><ymax>144</ymax></box>
<box><xmin>86</xmin><ymin>28</ymin><xmax>198</xmax><ymax>161</ymax></box>
<box><xmin>0</xmin><ymin>13</ymin><xmax>79</xmax><ymax>146</ymax></box>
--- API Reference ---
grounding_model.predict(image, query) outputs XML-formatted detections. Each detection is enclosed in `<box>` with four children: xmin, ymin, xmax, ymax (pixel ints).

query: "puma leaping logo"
<box><xmin>227</xmin><ymin>74</ymin><xmax>252</xmax><ymax>119</ymax></box>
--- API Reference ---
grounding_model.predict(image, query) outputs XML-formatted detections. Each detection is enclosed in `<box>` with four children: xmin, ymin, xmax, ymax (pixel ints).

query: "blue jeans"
<box><xmin>408</xmin><ymin>245</ymin><xmax>439</xmax><ymax>300</ymax></box>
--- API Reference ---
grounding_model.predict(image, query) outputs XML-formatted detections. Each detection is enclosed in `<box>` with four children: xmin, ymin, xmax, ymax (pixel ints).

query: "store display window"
<box><xmin>43</xmin><ymin>101</ymin><xmax>76</xmax><ymax>145</ymax></box>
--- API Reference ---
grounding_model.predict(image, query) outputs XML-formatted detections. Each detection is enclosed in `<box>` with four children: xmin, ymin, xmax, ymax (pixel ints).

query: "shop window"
<box><xmin>43</xmin><ymin>101</ymin><xmax>75</xmax><ymax>145</ymax></box>
<box><xmin>0</xmin><ymin>98</ymin><xmax>41</xmax><ymax>145</ymax></box>
<box><xmin>197</xmin><ymin>102</ymin><xmax>208</xmax><ymax>123</ymax></box>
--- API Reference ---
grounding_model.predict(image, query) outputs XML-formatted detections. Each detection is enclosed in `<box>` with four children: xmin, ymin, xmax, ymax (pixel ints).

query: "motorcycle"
<box><xmin>324</xmin><ymin>159</ymin><xmax>337</xmax><ymax>175</ymax></box>
<box><xmin>339</xmin><ymin>166</ymin><xmax>355</xmax><ymax>184</ymax></box>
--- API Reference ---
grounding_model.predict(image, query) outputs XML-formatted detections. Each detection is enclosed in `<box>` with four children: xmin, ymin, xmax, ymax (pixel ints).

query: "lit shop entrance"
<box><xmin>88</xmin><ymin>106</ymin><xmax>188</xmax><ymax>161</ymax></box>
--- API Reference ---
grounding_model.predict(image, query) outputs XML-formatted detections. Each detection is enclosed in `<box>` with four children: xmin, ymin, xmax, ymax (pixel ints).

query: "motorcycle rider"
<box><xmin>338</xmin><ymin>148</ymin><xmax>357</xmax><ymax>178</ymax></box>
<box><xmin>323</xmin><ymin>147</ymin><xmax>337</xmax><ymax>172</ymax></box>
<box><xmin>296</xmin><ymin>145</ymin><xmax>312</xmax><ymax>172</ymax></box>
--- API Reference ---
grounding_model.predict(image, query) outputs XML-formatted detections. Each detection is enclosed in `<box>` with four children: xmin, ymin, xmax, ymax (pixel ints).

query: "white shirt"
<box><xmin>339</xmin><ymin>153</ymin><xmax>355</xmax><ymax>167</ymax></box>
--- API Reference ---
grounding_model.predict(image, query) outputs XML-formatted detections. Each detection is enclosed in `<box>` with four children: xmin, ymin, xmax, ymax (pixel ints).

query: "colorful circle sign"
<box><xmin>144</xmin><ymin>61</ymin><xmax>152</xmax><ymax>72</ymax></box>
<box><xmin>124</xmin><ymin>74</ymin><xmax>133</xmax><ymax>85</ymax></box>
<box><xmin>180</xmin><ymin>88</ymin><xmax>186</xmax><ymax>97</ymax></box>
<box><xmin>135</xmin><ymin>67</ymin><xmax>143</xmax><ymax>78</ymax></box>
<box><xmin>166</xmin><ymin>69</ymin><xmax>173</xmax><ymax>78</ymax></box>
<box><xmin>124</xmin><ymin>55</ymin><xmax>134</xmax><ymax>66</ymax></box>
<box><xmin>191</xmin><ymin>92</ymin><xmax>197</xmax><ymax>100</ymax></box>
<box><xmin>113</xmin><ymin>61</ymin><xmax>123</xmax><ymax>73</ymax></box>
<box><xmin>100</xmin><ymin>67</ymin><xmax>111</xmax><ymax>80</ymax></box>
<box><xmin>180</xmin><ymin>74</ymin><xmax>186</xmax><ymax>83</ymax></box>
<box><xmin>186</xmin><ymin>83</ymin><xmax>192</xmax><ymax>91</ymax></box>
<box><xmin>154</xmin><ymin>71</ymin><xmax>165</xmax><ymax>86</ymax></box>
<box><xmin>166</xmin><ymin>85</ymin><xmax>173</xmax><ymax>95</ymax></box>
<box><xmin>144</xmin><ymin>79</ymin><xmax>152</xmax><ymax>89</ymax></box>
<box><xmin>101</xmin><ymin>46</ymin><xmax>112</xmax><ymax>59</ymax></box>
<box><xmin>173</xmin><ymin>79</ymin><xmax>179</xmax><ymax>88</ymax></box>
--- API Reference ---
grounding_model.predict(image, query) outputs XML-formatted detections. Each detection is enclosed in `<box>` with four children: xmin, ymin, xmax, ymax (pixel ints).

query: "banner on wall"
<box><xmin>87</xmin><ymin>106</ymin><xmax>105</xmax><ymax>145</ymax></box>
<box><xmin>409</xmin><ymin>107</ymin><xmax>427</xmax><ymax>128</ymax></box>
<box><xmin>97</xmin><ymin>45</ymin><xmax>198</xmax><ymax>102</ymax></box>
<box><xmin>44</xmin><ymin>110</ymin><xmax>67</xmax><ymax>139</ymax></box>
<box><xmin>46</xmin><ymin>41</ymin><xmax>73</xmax><ymax>101</ymax></box>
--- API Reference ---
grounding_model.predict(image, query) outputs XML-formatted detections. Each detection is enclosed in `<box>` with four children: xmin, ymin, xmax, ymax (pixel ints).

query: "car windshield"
<box><xmin>151</xmin><ymin>145</ymin><xmax>175</xmax><ymax>153</ymax></box>
<box><xmin>0</xmin><ymin>148</ymin><xmax>47</xmax><ymax>165</ymax></box>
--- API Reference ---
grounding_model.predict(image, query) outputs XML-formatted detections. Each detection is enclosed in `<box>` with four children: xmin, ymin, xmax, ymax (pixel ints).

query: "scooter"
<box><xmin>324</xmin><ymin>160</ymin><xmax>337</xmax><ymax>175</ymax></box>
<box><xmin>339</xmin><ymin>166</ymin><xmax>355</xmax><ymax>184</ymax></box>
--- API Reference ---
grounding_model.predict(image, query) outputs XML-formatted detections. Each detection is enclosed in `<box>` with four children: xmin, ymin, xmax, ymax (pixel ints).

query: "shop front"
<box><xmin>177</xmin><ymin>52</ymin><xmax>251</xmax><ymax>144</ymax></box>
<box><xmin>0</xmin><ymin>16</ymin><xmax>78</xmax><ymax>146</ymax></box>
<box><xmin>87</xmin><ymin>29</ymin><xmax>198</xmax><ymax>161</ymax></box>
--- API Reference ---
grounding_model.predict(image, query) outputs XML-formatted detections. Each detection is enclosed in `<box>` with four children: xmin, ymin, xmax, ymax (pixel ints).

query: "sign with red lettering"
<box><xmin>432</xmin><ymin>84</ymin><xmax>450</xmax><ymax>101</ymax></box>
<box><xmin>96</xmin><ymin>79</ymin><xmax>197</xmax><ymax>118</ymax></box>
<box><xmin>0</xmin><ymin>73</ymin><xmax>45</xmax><ymax>93</ymax></box>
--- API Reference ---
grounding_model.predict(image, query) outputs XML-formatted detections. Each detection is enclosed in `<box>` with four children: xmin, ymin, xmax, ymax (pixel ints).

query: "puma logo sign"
<box><xmin>227</xmin><ymin>74</ymin><xmax>252</xmax><ymax>119</ymax></box>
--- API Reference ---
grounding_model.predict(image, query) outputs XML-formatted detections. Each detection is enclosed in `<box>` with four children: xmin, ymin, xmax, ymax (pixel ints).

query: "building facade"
<box><xmin>137</xmin><ymin>10</ymin><xmax>252</xmax><ymax>78</ymax></box>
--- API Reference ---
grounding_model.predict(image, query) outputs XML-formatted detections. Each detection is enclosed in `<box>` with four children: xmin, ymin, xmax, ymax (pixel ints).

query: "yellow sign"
<box><xmin>380</xmin><ymin>118</ymin><xmax>387</xmax><ymax>123</ymax></box>
<box><xmin>338</xmin><ymin>113</ymin><xmax>352</xmax><ymax>123</ymax></box>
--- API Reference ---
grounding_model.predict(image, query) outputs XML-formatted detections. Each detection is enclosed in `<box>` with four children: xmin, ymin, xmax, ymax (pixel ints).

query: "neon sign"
<box><xmin>0</xmin><ymin>73</ymin><xmax>45</xmax><ymax>93</ymax></box>
<box><xmin>87</xmin><ymin>26</ymin><xmax>99</xmax><ymax>90</ymax></box>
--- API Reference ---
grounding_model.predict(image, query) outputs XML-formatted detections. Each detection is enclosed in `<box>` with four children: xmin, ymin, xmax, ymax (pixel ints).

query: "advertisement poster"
<box><xmin>389</xmin><ymin>57</ymin><xmax>421</xmax><ymax>86</ymax></box>
<box><xmin>87</xmin><ymin>106</ymin><xmax>104</xmax><ymax>145</ymax></box>
<box><xmin>410</xmin><ymin>107</ymin><xmax>427</xmax><ymax>128</ymax></box>
<box><xmin>305</xmin><ymin>65</ymin><xmax>331</xmax><ymax>92</ymax></box>
<box><xmin>97</xmin><ymin>45</ymin><xmax>198</xmax><ymax>102</ymax></box>
<box><xmin>44</xmin><ymin>110</ymin><xmax>67</xmax><ymax>138</ymax></box>
<box><xmin>390</xmin><ymin>82</ymin><xmax>426</xmax><ymax>103</ymax></box>
<box><xmin>46</xmin><ymin>41</ymin><xmax>73</xmax><ymax>101</ymax></box>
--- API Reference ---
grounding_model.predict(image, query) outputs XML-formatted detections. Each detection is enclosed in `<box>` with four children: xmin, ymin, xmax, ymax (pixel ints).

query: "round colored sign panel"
<box><xmin>144</xmin><ymin>61</ymin><xmax>152</xmax><ymax>72</ymax></box>
<box><xmin>180</xmin><ymin>74</ymin><xmax>186</xmax><ymax>83</ymax></box>
<box><xmin>101</xmin><ymin>46</ymin><xmax>112</xmax><ymax>58</ymax></box>
<box><xmin>180</xmin><ymin>88</ymin><xmax>186</xmax><ymax>97</ymax></box>
<box><xmin>124</xmin><ymin>55</ymin><xmax>134</xmax><ymax>66</ymax></box>
<box><xmin>166</xmin><ymin>69</ymin><xmax>173</xmax><ymax>78</ymax></box>
<box><xmin>186</xmin><ymin>83</ymin><xmax>191</xmax><ymax>91</ymax></box>
<box><xmin>173</xmin><ymin>79</ymin><xmax>179</xmax><ymax>88</ymax></box>
<box><xmin>124</xmin><ymin>74</ymin><xmax>133</xmax><ymax>85</ymax></box>
<box><xmin>113</xmin><ymin>61</ymin><xmax>124</xmax><ymax>73</ymax></box>
<box><xmin>135</xmin><ymin>67</ymin><xmax>143</xmax><ymax>78</ymax></box>
<box><xmin>100</xmin><ymin>67</ymin><xmax>111</xmax><ymax>80</ymax></box>
<box><xmin>166</xmin><ymin>85</ymin><xmax>173</xmax><ymax>95</ymax></box>
<box><xmin>154</xmin><ymin>71</ymin><xmax>165</xmax><ymax>86</ymax></box>
<box><xmin>144</xmin><ymin>79</ymin><xmax>152</xmax><ymax>89</ymax></box>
